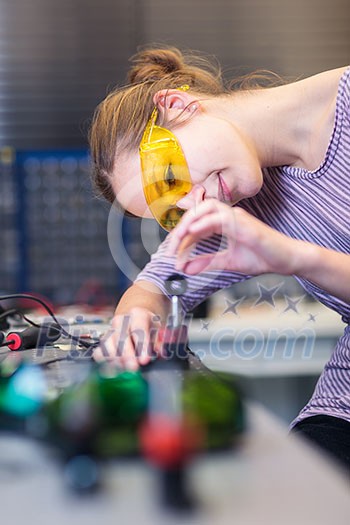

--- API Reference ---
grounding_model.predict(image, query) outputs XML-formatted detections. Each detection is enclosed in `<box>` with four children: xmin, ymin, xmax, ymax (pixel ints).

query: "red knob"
<box><xmin>139</xmin><ymin>414</ymin><xmax>203</xmax><ymax>468</ymax></box>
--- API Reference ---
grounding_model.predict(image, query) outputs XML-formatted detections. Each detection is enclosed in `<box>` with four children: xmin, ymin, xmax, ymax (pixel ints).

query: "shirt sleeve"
<box><xmin>340</xmin><ymin>67</ymin><xmax>350</xmax><ymax>127</ymax></box>
<box><xmin>134</xmin><ymin>232</ymin><xmax>250</xmax><ymax>313</ymax></box>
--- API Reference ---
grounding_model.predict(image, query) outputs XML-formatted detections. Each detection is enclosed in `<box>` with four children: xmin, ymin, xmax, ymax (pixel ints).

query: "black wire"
<box><xmin>22</xmin><ymin>314</ymin><xmax>41</xmax><ymax>328</ymax></box>
<box><xmin>0</xmin><ymin>294</ymin><xmax>100</xmax><ymax>350</ymax></box>
<box><xmin>0</xmin><ymin>309</ymin><xmax>42</xmax><ymax>332</ymax></box>
<box><xmin>38</xmin><ymin>353</ymin><xmax>95</xmax><ymax>368</ymax></box>
<box><xmin>2</xmin><ymin>308</ymin><xmax>58</xmax><ymax>331</ymax></box>
<box><xmin>0</xmin><ymin>341</ymin><xmax>11</xmax><ymax>348</ymax></box>
<box><xmin>0</xmin><ymin>309</ymin><xmax>18</xmax><ymax>321</ymax></box>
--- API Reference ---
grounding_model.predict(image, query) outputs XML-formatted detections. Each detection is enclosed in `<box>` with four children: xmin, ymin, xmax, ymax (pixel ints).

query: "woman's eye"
<box><xmin>165</xmin><ymin>164</ymin><xmax>176</xmax><ymax>186</ymax></box>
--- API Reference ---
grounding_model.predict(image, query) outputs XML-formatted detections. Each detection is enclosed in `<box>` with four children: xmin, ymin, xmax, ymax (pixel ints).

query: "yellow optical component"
<box><xmin>139</xmin><ymin>86</ymin><xmax>192</xmax><ymax>231</ymax></box>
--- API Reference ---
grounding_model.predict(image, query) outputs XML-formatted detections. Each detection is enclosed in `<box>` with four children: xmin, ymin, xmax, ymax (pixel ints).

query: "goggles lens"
<box><xmin>139</xmin><ymin>90</ymin><xmax>192</xmax><ymax>231</ymax></box>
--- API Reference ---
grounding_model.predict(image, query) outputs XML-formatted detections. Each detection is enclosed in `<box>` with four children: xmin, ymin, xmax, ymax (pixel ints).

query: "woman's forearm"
<box><xmin>293</xmin><ymin>241</ymin><xmax>350</xmax><ymax>304</ymax></box>
<box><xmin>115</xmin><ymin>280</ymin><xmax>171</xmax><ymax>319</ymax></box>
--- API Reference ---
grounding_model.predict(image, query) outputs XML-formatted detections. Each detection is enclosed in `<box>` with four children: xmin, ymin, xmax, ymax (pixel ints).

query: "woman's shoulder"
<box><xmin>319</xmin><ymin>66</ymin><xmax>350</xmax><ymax>123</ymax></box>
<box><xmin>305</xmin><ymin>65</ymin><xmax>349</xmax><ymax>83</ymax></box>
<box><xmin>274</xmin><ymin>66</ymin><xmax>349</xmax><ymax>118</ymax></box>
<box><xmin>316</xmin><ymin>65</ymin><xmax>349</xmax><ymax>79</ymax></box>
<box><xmin>298</xmin><ymin>66</ymin><xmax>350</xmax><ymax>153</ymax></box>
<box><xmin>297</xmin><ymin>66</ymin><xmax>349</xmax><ymax>100</ymax></box>
<box><xmin>295</xmin><ymin>66</ymin><xmax>350</xmax><ymax>98</ymax></box>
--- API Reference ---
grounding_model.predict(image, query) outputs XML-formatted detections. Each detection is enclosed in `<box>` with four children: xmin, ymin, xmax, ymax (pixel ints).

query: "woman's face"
<box><xmin>112</xmin><ymin>110</ymin><xmax>263</xmax><ymax>219</ymax></box>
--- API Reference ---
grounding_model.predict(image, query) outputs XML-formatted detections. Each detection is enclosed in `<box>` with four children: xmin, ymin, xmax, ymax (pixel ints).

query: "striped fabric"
<box><xmin>135</xmin><ymin>67</ymin><xmax>350</xmax><ymax>426</ymax></box>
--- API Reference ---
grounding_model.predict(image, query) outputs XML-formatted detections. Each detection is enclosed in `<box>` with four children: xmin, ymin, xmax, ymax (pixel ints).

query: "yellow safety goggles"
<box><xmin>139</xmin><ymin>86</ymin><xmax>192</xmax><ymax>231</ymax></box>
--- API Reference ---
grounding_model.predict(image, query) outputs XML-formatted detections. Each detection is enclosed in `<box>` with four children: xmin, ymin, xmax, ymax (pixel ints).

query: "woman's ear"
<box><xmin>153</xmin><ymin>89</ymin><xmax>199</xmax><ymax>121</ymax></box>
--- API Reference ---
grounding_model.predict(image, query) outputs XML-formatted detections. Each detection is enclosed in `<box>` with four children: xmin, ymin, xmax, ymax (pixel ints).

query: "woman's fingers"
<box><xmin>177</xmin><ymin>231</ymin><xmax>197</xmax><ymax>256</ymax></box>
<box><xmin>168</xmin><ymin>199</ymin><xmax>222</xmax><ymax>255</ymax></box>
<box><xmin>178</xmin><ymin>250</ymin><xmax>229</xmax><ymax>274</ymax></box>
<box><xmin>92</xmin><ymin>309</ymin><xmax>159</xmax><ymax>370</ymax></box>
<box><xmin>175</xmin><ymin>208</ymin><xmax>233</xmax><ymax>270</ymax></box>
<box><xmin>123</xmin><ymin>334</ymin><xmax>148</xmax><ymax>370</ymax></box>
<box><xmin>168</xmin><ymin>198</ymin><xmax>297</xmax><ymax>277</ymax></box>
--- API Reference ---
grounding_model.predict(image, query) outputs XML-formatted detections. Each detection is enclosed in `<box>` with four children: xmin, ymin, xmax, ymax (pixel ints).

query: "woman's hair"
<box><xmin>88</xmin><ymin>45</ymin><xmax>283</xmax><ymax>211</ymax></box>
<box><xmin>88</xmin><ymin>46</ymin><xmax>226</xmax><ymax>209</ymax></box>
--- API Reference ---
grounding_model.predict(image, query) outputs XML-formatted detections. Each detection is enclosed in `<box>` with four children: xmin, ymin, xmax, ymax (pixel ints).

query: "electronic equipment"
<box><xmin>0</xmin><ymin>277</ymin><xmax>244</xmax><ymax>512</ymax></box>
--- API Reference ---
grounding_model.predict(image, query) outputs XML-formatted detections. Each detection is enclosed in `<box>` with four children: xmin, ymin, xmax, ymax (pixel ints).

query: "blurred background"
<box><xmin>0</xmin><ymin>0</ymin><xmax>349</xmax><ymax>306</ymax></box>
<box><xmin>0</xmin><ymin>0</ymin><xmax>349</xmax><ymax>427</ymax></box>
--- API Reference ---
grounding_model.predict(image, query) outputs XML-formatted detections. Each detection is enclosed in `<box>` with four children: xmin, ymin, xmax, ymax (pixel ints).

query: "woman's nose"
<box><xmin>177</xmin><ymin>184</ymin><xmax>206</xmax><ymax>210</ymax></box>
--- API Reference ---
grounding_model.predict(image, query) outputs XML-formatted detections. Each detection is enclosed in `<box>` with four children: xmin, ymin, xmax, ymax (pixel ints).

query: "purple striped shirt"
<box><xmin>136</xmin><ymin>67</ymin><xmax>350</xmax><ymax>426</ymax></box>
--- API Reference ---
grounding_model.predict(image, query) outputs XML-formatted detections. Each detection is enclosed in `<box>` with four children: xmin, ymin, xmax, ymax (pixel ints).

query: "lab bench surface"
<box><xmin>0</xmin><ymin>402</ymin><xmax>348</xmax><ymax>525</ymax></box>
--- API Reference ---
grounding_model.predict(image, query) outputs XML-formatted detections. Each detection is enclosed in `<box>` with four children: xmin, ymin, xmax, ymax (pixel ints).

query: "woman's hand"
<box><xmin>92</xmin><ymin>281</ymin><xmax>171</xmax><ymax>370</ymax></box>
<box><xmin>167</xmin><ymin>200</ymin><xmax>301</xmax><ymax>276</ymax></box>
<box><xmin>93</xmin><ymin>307</ymin><xmax>162</xmax><ymax>370</ymax></box>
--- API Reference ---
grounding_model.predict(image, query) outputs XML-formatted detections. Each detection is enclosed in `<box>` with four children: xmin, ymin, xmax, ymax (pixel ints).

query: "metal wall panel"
<box><xmin>1</xmin><ymin>0</ymin><xmax>349</xmax><ymax>149</ymax></box>
<box><xmin>0</xmin><ymin>0</ymin><xmax>137</xmax><ymax>148</ymax></box>
<box><xmin>142</xmin><ymin>0</ymin><xmax>350</xmax><ymax>77</ymax></box>
<box><xmin>0</xmin><ymin>1</ymin><xmax>140</xmax><ymax>300</ymax></box>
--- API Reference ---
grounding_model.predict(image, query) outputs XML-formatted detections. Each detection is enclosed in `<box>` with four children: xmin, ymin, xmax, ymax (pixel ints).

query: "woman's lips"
<box><xmin>219</xmin><ymin>175</ymin><xmax>233</xmax><ymax>203</ymax></box>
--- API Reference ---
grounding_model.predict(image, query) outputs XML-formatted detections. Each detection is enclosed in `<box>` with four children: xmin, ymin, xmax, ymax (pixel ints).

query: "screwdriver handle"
<box><xmin>6</xmin><ymin>323</ymin><xmax>61</xmax><ymax>351</ymax></box>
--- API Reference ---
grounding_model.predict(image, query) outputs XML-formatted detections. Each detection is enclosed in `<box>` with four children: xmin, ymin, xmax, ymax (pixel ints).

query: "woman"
<box><xmin>89</xmin><ymin>46</ymin><xmax>350</xmax><ymax>469</ymax></box>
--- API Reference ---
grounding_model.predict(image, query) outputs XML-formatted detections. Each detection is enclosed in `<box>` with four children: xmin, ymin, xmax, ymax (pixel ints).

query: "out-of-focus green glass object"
<box><xmin>0</xmin><ymin>360</ymin><xmax>244</xmax><ymax>458</ymax></box>
<box><xmin>98</xmin><ymin>369</ymin><xmax>148</xmax><ymax>423</ymax></box>
<box><xmin>182</xmin><ymin>372</ymin><xmax>244</xmax><ymax>449</ymax></box>
<box><xmin>43</xmin><ymin>366</ymin><xmax>148</xmax><ymax>457</ymax></box>
<box><xmin>95</xmin><ymin>369</ymin><xmax>149</xmax><ymax>456</ymax></box>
